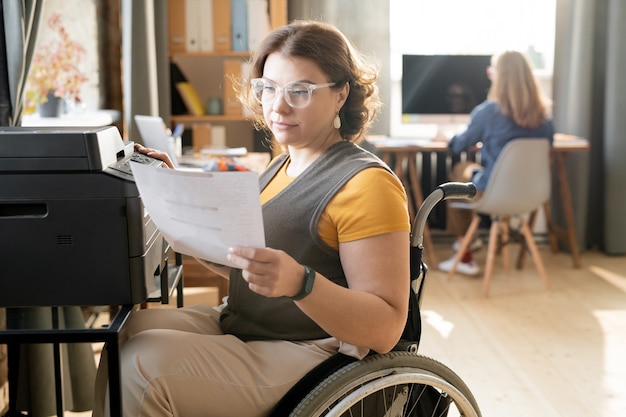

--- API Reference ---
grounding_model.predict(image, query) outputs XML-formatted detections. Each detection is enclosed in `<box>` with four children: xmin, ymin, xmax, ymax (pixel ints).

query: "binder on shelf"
<box><xmin>231</xmin><ymin>0</ymin><xmax>248</xmax><ymax>52</ymax></box>
<box><xmin>191</xmin><ymin>124</ymin><xmax>228</xmax><ymax>152</ymax></box>
<box><xmin>241</xmin><ymin>61</ymin><xmax>254</xmax><ymax>117</ymax></box>
<box><xmin>192</xmin><ymin>123</ymin><xmax>212</xmax><ymax>152</ymax></box>
<box><xmin>269</xmin><ymin>0</ymin><xmax>287</xmax><ymax>30</ymax></box>
<box><xmin>198</xmin><ymin>0</ymin><xmax>215</xmax><ymax>52</ymax></box>
<box><xmin>170</xmin><ymin>62</ymin><xmax>190</xmax><ymax>115</ymax></box>
<box><xmin>168</xmin><ymin>0</ymin><xmax>187</xmax><ymax>54</ymax></box>
<box><xmin>223</xmin><ymin>59</ymin><xmax>243</xmax><ymax>116</ymax></box>
<box><xmin>185</xmin><ymin>0</ymin><xmax>201</xmax><ymax>52</ymax></box>
<box><xmin>176</xmin><ymin>82</ymin><xmax>206</xmax><ymax>116</ymax></box>
<box><xmin>212</xmin><ymin>0</ymin><xmax>232</xmax><ymax>52</ymax></box>
<box><xmin>247</xmin><ymin>0</ymin><xmax>271</xmax><ymax>52</ymax></box>
<box><xmin>211</xmin><ymin>125</ymin><xmax>227</xmax><ymax>148</ymax></box>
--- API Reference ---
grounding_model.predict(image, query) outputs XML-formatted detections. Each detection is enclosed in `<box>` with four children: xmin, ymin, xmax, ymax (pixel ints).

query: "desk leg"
<box><xmin>407</xmin><ymin>153</ymin><xmax>437</xmax><ymax>266</ymax></box>
<box><xmin>549</xmin><ymin>153</ymin><xmax>582</xmax><ymax>268</ymax></box>
<box><xmin>106</xmin><ymin>337</ymin><xmax>123</xmax><ymax>417</ymax></box>
<box><xmin>6</xmin><ymin>344</ymin><xmax>20</xmax><ymax>416</ymax></box>
<box><xmin>176</xmin><ymin>252</ymin><xmax>184</xmax><ymax>308</ymax></box>
<box><xmin>51</xmin><ymin>307</ymin><xmax>64</xmax><ymax>417</ymax></box>
<box><xmin>53</xmin><ymin>342</ymin><xmax>64</xmax><ymax>417</ymax></box>
<box><xmin>385</xmin><ymin>151</ymin><xmax>437</xmax><ymax>266</ymax></box>
<box><xmin>543</xmin><ymin>203</ymin><xmax>560</xmax><ymax>253</ymax></box>
<box><xmin>390</xmin><ymin>152</ymin><xmax>413</xmax><ymax>216</ymax></box>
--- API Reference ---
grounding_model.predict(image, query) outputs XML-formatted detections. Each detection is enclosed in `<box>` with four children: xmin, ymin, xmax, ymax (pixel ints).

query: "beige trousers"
<box><xmin>93</xmin><ymin>304</ymin><xmax>339</xmax><ymax>417</ymax></box>
<box><xmin>446</xmin><ymin>161</ymin><xmax>483</xmax><ymax>237</ymax></box>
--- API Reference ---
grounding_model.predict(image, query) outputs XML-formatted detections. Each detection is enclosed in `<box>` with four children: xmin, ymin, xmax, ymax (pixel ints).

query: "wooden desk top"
<box><xmin>553</xmin><ymin>134</ymin><xmax>590</xmax><ymax>151</ymax></box>
<box><xmin>371</xmin><ymin>135</ymin><xmax>589</xmax><ymax>153</ymax></box>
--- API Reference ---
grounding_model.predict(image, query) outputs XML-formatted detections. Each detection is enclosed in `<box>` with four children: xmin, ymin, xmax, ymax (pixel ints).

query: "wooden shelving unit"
<box><xmin>168</xmin><ymin>0</ymin><xmax>286</xmax><ymax>149</ymax></box>
<box><xmin>167</xmin><ymin>0</ymin><xmax>287</xmax><ymax>298</ymax></box>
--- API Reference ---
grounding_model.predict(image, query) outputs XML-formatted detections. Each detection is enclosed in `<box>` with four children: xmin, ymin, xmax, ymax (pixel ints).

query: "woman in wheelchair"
<box><xmin>93</xmin><ymin>20</ymin><xmax>411</xmax><ymax>416</ymax></box>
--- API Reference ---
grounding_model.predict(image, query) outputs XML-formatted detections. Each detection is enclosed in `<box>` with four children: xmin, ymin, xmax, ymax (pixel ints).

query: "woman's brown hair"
<box><xmin>238</xmin><ymin>20</ymin><xmax>381</xmax><ymax>144</ymax></box>
<box><xmin>488</xmin><ymin>50</ymin><xmax>551</xmax><ymax>129</ymax></box>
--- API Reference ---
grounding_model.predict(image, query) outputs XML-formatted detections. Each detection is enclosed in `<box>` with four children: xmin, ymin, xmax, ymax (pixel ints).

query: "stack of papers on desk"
<box><xmin>130</xmin><ymin>162</ymin><xmax>265</xmax><ymax>267</ymax></box>
<box><xmin>368</xmin><ymin>137</ymin><xmax>435</xmax><ymax>147</ymax></box>
<box><xmin>200</xmin><ymin>146</ymin><xmax>247</xmax><ymax>156</ymax></box>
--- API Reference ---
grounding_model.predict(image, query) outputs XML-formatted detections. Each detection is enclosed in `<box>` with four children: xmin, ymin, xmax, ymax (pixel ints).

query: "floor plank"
<box><xmin>419</xmin><ymin>243</ymin><xmax>626</xmax><ymax>417</ymax></box>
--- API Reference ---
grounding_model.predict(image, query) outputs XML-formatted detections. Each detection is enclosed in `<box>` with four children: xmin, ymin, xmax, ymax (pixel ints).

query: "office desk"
<box><xmin>372</xmin><ymin>139</ymin><xmax>448</xmax><ymax>266</ymax></box>
<box><xmin>372</xmin><ymin>136</ymin><xmax>589</xmax><ymax>269</ymax></box>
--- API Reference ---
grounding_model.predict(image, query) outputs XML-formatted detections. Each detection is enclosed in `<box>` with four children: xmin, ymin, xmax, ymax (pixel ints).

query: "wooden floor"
<box><xmin>66</xmin><ymin>240</ymin><xmax>626</xmax><ymax>417</ymax></box>
<box><xmin>419</xmin><ymin>240</ymin><xmax>626</xmax><ymax>417</ymax></box>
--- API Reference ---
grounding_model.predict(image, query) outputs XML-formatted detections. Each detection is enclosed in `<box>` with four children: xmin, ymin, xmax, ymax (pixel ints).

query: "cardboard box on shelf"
<box><xmin>192</xmin><ymin>123</ymin><xmax>213</xmax><ymax>153</ymax></box>
<box><xmin>148</xmin><ymin>287</ymin><xmax>220</xmax><ymax>309</ymax></box>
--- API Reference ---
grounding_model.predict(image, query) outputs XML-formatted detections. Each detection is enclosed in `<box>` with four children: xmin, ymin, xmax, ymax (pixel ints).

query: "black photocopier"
<box><xmin>0</xmin><ymin>126</ymin><xmax>166</xmax><ymax>307</ymax></box>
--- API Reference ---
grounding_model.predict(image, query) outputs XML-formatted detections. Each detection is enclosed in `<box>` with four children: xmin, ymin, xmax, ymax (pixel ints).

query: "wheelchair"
<box><xmin>269</xmin><ymin>182</ymin><xmax>482</xmax><ymax>417</ymax></box>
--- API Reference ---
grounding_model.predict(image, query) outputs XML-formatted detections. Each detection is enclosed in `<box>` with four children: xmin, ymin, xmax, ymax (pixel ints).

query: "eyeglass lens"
<box><xmin>252</xmin><ymin>79</ymin><xmax>335</xmax><ymax>108</ymax></box>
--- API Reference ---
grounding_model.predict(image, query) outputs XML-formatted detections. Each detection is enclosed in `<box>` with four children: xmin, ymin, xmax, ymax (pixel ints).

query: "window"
<box><xmin>389</xmin><ymin>0</ymin><xmax>556</xmax><ymax>136</ymax></box>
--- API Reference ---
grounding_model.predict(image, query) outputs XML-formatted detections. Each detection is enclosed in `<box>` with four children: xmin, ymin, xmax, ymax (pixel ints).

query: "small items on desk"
<box><xmin>177</xmin><ymin>150</ymin><xmax>270</xmax><ymax>173</ymax></box>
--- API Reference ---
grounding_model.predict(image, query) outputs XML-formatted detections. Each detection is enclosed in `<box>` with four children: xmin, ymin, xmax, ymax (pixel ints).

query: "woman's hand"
<box><xmin>229</xmin><ymin>230</ymin><xmax>410</xmax><ymax>354</ymax></box>
<box><xmin>134</xmin><ymin>143</ymin><xmax>175</xmax><ymax>169</ymax></box>
<box><xmin>227</xmin><ymin>246</ymin><xmax>305</xmax><ymax>298</ymax></box>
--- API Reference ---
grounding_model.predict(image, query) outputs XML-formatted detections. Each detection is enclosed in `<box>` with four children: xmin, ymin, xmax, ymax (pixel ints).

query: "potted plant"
<box><xmin>24</xmin><ymin>13</ymin><xmax>87</xmax><ymax>117</ymax></box>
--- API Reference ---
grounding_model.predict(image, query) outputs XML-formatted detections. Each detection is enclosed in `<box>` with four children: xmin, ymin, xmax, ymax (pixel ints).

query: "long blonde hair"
<box><xmin>488</xmin><ymin>50</ymin><xmax>550</xmax><ymax>128</ymax></box>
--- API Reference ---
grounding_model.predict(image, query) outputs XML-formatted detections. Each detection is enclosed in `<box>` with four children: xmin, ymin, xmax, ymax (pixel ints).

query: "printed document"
<box><xmin>130</xmin><ymin>162</ymin><xmax>265</xmax><ymax>267</ymax></box>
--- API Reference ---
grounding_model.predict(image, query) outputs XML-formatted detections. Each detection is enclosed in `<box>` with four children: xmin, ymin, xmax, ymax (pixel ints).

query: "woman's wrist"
<box><xmin>289</xmin><ymin>265</ymin><xmax>316</xmax><ymax>300</ymax></box>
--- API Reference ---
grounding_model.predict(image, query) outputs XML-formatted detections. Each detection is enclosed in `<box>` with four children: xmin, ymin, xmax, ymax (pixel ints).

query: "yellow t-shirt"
<box><xmin>260</xmin><ymin>161</ymin><xmax>409</xmax><ymax>250</ymax></box>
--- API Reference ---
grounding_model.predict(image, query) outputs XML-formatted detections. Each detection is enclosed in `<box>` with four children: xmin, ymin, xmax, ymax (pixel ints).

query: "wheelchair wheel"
<box><xmin>289</xmin><ymin>351</ymin><xmax>481</xmax><ymax>417</ymax></box>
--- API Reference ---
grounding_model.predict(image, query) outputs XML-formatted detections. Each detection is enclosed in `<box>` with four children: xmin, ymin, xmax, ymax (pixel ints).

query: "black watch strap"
<box><xmin>289</xmin><ymin>265</ymin><xmax>316</xmax><ymax>300</ymax></box>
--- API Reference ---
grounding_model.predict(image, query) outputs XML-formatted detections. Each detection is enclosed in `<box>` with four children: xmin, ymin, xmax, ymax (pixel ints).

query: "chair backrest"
<box><xmin>472</xmin><ymin>138</ymin><xmax>551</xmax><ymax>216</ymax></box>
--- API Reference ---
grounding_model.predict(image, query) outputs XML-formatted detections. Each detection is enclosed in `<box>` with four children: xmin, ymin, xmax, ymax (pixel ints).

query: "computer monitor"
<box><xmin>401</xmin><ymin>54</ymin><xmax>492</xmax><ymax>126</ymax></box>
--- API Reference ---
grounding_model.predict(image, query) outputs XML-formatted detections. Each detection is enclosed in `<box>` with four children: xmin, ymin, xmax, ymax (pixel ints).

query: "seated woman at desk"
<box><xmin>436</xmin><ymin>50</ymin><xmax>554</xmax><ymax>276</ymax></box>
<box><xmin>93</xmin><ymin>20</ymin><xmax>410</xmax><ymax>416</ymax></box>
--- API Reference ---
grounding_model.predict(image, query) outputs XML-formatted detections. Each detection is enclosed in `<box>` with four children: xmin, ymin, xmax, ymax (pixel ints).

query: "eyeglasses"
<box><xmin>250</xmin><ymin>78</ymin><xmax>337</xmax><ymax>108</ymax></box>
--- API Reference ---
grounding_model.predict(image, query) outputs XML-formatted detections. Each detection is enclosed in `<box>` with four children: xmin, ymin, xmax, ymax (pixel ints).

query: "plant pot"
<box><xmin>37</xmin><ymin>91</ymin><xmax>63</xmax><ymax>118</ymax></box>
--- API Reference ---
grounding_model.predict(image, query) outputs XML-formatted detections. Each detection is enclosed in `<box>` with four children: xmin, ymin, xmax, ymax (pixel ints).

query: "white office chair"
<box><xmin>447</xmin><ymin>138</ymin><xmax>552</xmax><ymax>296</ymax></box>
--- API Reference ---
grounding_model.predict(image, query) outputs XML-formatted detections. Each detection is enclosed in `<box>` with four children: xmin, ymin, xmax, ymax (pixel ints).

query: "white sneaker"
<box><xmin>438</xmin><ymin>255</ymin><xmax>480</xmax><ymax>276</ymax></box>
<box><xmin>452</xmin><ymin>238</ymin><xmax>483</xmax><ymax>253</ymax></box>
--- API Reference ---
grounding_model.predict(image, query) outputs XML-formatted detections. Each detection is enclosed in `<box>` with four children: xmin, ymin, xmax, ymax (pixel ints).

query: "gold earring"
<box><xmin>334</xmin><ymin>114</ymin><xmax>341</xmax><ymax>129</ymax></box>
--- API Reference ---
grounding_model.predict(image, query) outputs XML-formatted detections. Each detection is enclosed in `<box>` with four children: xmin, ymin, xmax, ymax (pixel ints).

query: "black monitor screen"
<box><xmin>402</xmin><ymin>55</ymin><xmax>492</xmax><ymax>116</ymax></box>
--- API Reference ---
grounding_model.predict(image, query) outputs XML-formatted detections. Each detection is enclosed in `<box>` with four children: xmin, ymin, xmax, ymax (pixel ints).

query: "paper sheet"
<box><xmin>130</xmin><ymin>162</ymin><xmax>265</xmax><ymax>267</ymax></box>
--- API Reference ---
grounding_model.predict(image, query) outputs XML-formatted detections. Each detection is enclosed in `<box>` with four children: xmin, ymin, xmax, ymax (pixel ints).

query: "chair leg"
<box><xmin>501</xmin><ymin>217</ymin><xmax>510</xmax><ymax>274</ymax></box>
<box><xmin>446</xmin><ymin>215</ymin><xmax>480</xmax><ymax>281</ymax></box>
<box><xmin>520</xmin><ymin>219</ymin><xmax>551</xmax><ymax>290</ymax></box>
<box><xmin>483</xmin><ymin>219</ymin><xmax>500</xmax><ymax>296</ymax></box>
<box><xmin>516</xmin><ymin>210</ymin><xmax>537</xmax><ymax>269</ymax></box>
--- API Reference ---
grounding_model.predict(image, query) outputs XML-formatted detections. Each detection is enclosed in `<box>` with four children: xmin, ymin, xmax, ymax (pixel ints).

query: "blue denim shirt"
<box><xmin>449</xmin><ymin>100</ymin><xmax>555</xmax><ymax>190</ymax></box>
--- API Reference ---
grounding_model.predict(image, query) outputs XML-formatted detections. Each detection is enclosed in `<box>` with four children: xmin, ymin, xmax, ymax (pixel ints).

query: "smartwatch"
<box><xmin>289</xmin><ymin>265</ymin><xmax>316</xmax><ymax>300</ymax></box>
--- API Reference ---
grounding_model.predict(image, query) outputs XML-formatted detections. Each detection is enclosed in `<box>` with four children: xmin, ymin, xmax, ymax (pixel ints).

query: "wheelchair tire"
<box><xmin>289</xmin><ymin>351</ymin><xmax>481</xmax><ymax>417</ymax></box>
